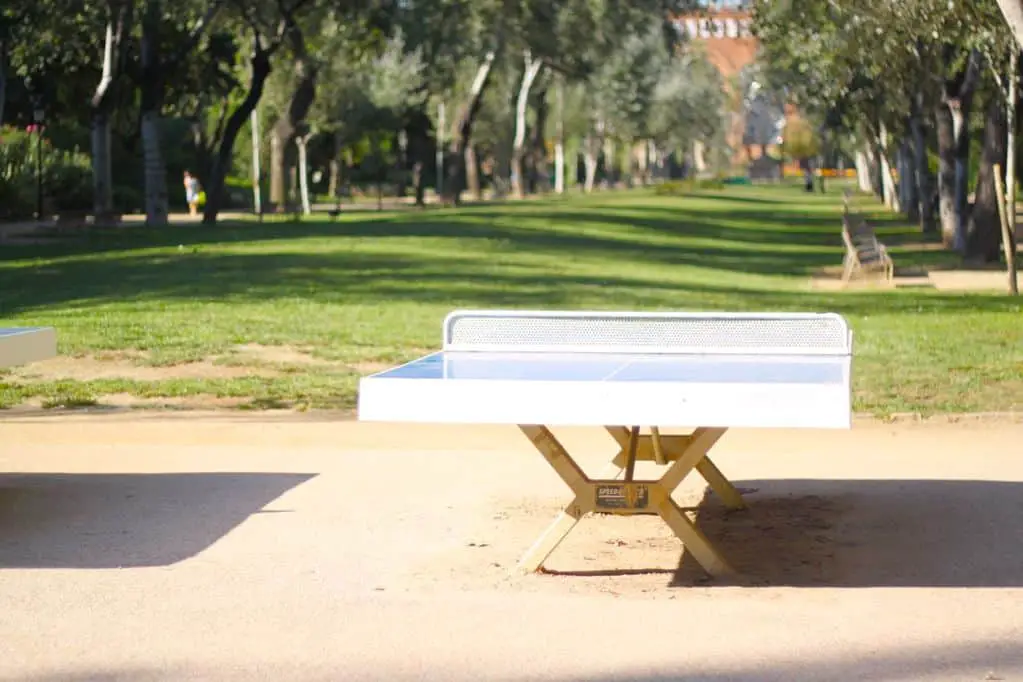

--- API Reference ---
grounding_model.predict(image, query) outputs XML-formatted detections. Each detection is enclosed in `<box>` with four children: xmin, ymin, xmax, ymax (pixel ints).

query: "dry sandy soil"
<box><xmin>2</xmin><ymin>411</ymin><xmax>1023</xmax><ymax>681</ymax></box>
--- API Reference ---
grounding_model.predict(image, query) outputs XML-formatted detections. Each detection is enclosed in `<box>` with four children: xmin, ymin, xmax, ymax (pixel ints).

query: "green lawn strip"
<box><xmin>0</xmin><ymin>372</ymin><xmax>360</xmax><ymax>411</ymax></box>
<box><xmin>1</xmin><ymin>185</ymin><xmax>1020</xmax><ymax>415</ymax></box>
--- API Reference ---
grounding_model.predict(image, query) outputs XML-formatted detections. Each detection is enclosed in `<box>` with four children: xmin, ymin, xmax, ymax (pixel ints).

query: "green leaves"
<box><xmin>751</xmin><ymin>0</ymin><xmax>1017</xmax><ymax>135</ymax></box>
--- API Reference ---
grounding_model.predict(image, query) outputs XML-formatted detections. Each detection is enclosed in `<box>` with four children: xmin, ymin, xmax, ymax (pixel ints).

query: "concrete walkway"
<box><xmin>2</xmin><ymin>412</ymin><xmax>1023</xmax><ymax>681</ymax></box>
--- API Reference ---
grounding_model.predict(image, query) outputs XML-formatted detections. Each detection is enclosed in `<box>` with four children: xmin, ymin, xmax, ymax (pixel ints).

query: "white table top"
<box><xmin>358</xmin><ymin>350</ymin><xmax>852</xmax><ymax>429</ymax></box>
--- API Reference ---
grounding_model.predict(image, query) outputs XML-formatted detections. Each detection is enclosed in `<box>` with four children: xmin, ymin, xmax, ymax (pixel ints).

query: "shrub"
<box><xmin>0</xmin><ymin>125</ymin><xmax>92</xmax><ymax>219</ymax></box>
<box><xmin>653</xmin><ymin>177</ymin><xmax>727</xmax><ymax>196</ymax></box>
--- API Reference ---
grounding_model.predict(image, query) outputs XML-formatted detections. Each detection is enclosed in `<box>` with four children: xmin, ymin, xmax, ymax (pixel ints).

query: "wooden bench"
<box><xmin>841</xmin><ymin>212</ymin><xmax>894</xmax><ymax>284</ymax></box>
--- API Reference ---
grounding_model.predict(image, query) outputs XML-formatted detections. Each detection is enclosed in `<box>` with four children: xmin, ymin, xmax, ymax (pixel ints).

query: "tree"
<box><xmin>138</xmin><ymin>0</ymin><xmax>224</xmax><ymax>226</ymax></box>
<box><xmin>202</xmin><ymin>0</ymin><xmax>315</xmax><ymax>225</ymax></box>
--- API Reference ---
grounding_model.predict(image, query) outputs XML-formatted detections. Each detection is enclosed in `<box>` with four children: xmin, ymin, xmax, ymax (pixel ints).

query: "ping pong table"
<box><xmin>0</xmin><ymin>327</ymin><xmax>57</xmax><ymax>369</ymax></box>
<box><xmin>358</xmin><ymin>310</ymin><xmax>853</xmax><ymax>578</ymax></box>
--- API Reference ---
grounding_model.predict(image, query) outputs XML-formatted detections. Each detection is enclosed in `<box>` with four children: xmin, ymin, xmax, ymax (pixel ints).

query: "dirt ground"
<box><xmin>3</xmin><ymin>411</ymin><xmax>1023</xmax><ymax>681</ymax></box>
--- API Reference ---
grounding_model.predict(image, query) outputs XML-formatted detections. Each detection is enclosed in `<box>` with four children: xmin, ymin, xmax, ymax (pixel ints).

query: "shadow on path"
<box><xmin>0</xmin><ymin>472</ymin><xmax>315</xmax><ymax>568</ymax></box>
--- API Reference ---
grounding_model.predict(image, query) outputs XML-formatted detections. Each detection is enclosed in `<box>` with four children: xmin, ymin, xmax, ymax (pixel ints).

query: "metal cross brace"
<box><xmin>516</xmin><ymin>424</ymin><xmax>747</xmax><ymax>578</ymax></box>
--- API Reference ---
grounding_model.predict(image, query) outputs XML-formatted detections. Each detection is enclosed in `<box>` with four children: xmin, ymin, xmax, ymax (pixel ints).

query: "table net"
<box><xmin>443</xmin><ymin>311</ymin><xmax>852</xmax><ymax>356</ymax></box>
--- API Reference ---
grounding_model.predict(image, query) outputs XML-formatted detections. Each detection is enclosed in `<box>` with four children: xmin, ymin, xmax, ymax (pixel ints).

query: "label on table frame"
<box><xmin>594</xmin><ymin>482</ymin><xmax>649</xmax><ymax>511</ymax></box>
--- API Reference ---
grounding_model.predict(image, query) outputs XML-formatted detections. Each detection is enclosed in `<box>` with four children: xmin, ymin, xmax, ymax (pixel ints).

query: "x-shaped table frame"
<box><xmin>516</xmin><ymin>424</ymin><xmax>747</xmax><ymax>578</ymax></box>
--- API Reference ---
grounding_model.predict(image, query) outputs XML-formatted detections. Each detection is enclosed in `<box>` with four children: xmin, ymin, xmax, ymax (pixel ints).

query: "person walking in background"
<box><xmin>183</xmin><ymin>171</ymin><xmax>201</xmax><ymax>217</ymax></box>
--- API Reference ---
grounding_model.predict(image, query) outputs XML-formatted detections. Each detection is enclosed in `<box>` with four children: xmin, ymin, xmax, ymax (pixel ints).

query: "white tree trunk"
<box><xmin>511</xmin><ymin>52</ymin><xmax>543</xmax><ymax>198</ymax></box>
<box><xmin>554</xmin><ymin>141</ymin><xmax>565</xmax><ymax>194</ymax></box>
<box><xmin>297</xmin><ymin>134</ymin><xmax>311</xmax><ymax>215</ymax></box>
<box><xmin>583</xmin><ymin>136</ymin><xmax>598</xmax><ymax>193</ymax></box>
<box><xmin>554</xmin><ymin>81</ymin><xmax>564</xmax><ymax>194</ymax></box>
<box><xmin>91</xmin><ymin>20</ymin><xmax>116</xmax><ymax>216</ymax></box>
<box><xmin>855</xmin><ymin>149</ymin><xmax>872</xmax><ymax>193</ymax></box>
<box><xmin>878</xmin><ymin>123</ymin><xmax>899</xmax><ymax>211</ymax></box>
<box><xmin>694</xmin><ymin>141</ymin><xmax>707</xmax><ymax>173</ymax></box>
<box><xmin>141</xmin><ymin>111</ymin><xmax>169</xmax><ymax>225</ymax></box>
<box><xmin>647</xmin><ymin>140</ymin><xmax>656</xmax><ymax>184</ymax></box>
<box><xmin>251</xmin><ymin>108</ymin><xmax>262</xmax><ymax>215</ymax></box>
<box><xmin>636</xmin><ymin>140</ymin><xmax>651</xmax><ymax>185</ymax></box>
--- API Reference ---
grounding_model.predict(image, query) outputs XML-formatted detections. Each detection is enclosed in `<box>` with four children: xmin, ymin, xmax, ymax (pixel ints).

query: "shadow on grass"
<box><xmin>0</xmin><ymin>247</ymin><xmax>1016</xmax><ymax>319</ymax></box>
<box><xmin>0</xmin><ymin>195</ymin><xmax>991</xmax><ymax>318</ymax></box>
<box><xmin>0</xmin><ymin>194</ymin><xmax>863</xmax><ymax>262</ymax></box>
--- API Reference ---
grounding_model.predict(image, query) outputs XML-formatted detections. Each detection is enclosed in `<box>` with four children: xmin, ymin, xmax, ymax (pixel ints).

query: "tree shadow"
<box><xmin>550</xmin><ymin>640</ymin><xmax>1023</xmax><ymax>682</ymax></box>
<box><xmin>17</xmin><ymin>640</ymin><xmax>1023</xmax><ymax>682</ymax></box>
<box><xmin>0</xmin><ymin>472</ymin><xmax>315</xmax><ymax>568</ymax></box>
<box><xmin>664</xmin><ymin>478</ymin><xmax>1023</xmax><ymax>588</ymax></box>
<box><xmin>0</xmin><ymin>193</ymin><xmax>1000</xmax><ymax>320</ymax></box>
<box><xmin>0</xmin><ymin>249</ymin><xmax>1016</xmax><ymax>319</ymax></box>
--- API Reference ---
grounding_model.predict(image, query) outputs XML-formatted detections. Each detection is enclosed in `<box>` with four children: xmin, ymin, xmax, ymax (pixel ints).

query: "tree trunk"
<box><xmin>140</xmin><ymin>112</ymin><xmax>169</xmax><ymax>224</ymax></box>
<box><xmin>877</xmin><ymin>123</ymin><xmax>899</xmax><ymax>211</ymax></box>
<box><xmin>511</xmin><ymin>53</ymin><xmax>542</xmax><ymax>198</ymax></box>
<box><xmin>935</xmin><ymin>103</ymin><xmax>958</xmax><ymax>246</ymax></box>
<box><xmin>952</xmin><ymin>98</ymin><xmax>973</xmax><ymax>252</ymax></box>
<box><xmin>554</xmin><ymin>80</ymin><xmax>564</xmax><ymax>194</ymax></box>
<box><xmin>269</xmin><ymin>30</ymin><xmax>317</xmax><ymax>211</ymax></box>
<box><xmin>395</xmin><ymin>131</ymin><xmax>408</xmax><ymax>198</ymax></box>
<box><xmin>1007</xmin><ymin>48</ymin><xmax>1019</xmax><ymax>294</ymax></box>
<box><xmin>910</xmin><ymin>95</ymin><xmax>936</xmax><ymax>233</ymax></box>
<box><xmin>943</xmin><ymin>49</ymin><xmax>981</xmax><ymax>251</ymax></box>
<box><xmin>444</xmin><ymin>51</ymin><xmax>496</xmax><ymax>205</ymax></box>
<box><xmin>328</xmin><ymin>158</ymin><xmax>340</xmax><ymax>199</ymax></box>
<box><xmin>401</xmin><ymin>109</ymin><xmax>431</xmax><ymax>207</ymax></box>
<box><xmin>966</xmin><ymin>95</ymin><xmax>1008</xmax><ymax>263</ymax></box>
<box><xmin>603</xmin><ymin>137</ymin><xmax>616</xmax><ymax>187</ymax></box>
<box><xmin>269</xmin><ymin>130</ymin><xmax>286</xmax><ymax>209</ymax></box>
<box><xmin>250</xmin><ymin>108</ymin><xmax>262</xmax><ymax>215</ymax></box>
<box><xmin>435</xmin><ymin>101</ymin><xmax>445</xmax><ymax>200</ymax></box>
<box><xmin>465</xmin><ymin>145</ymin><xmax>481</xmax><ymax>200</ymax></box>
<box><xmin>646</xmin><ymin>140</ymin><xmax>657</xmax><ymax>185</ymax></box>
<box><xmin>583</xmin><ymin>135</ymin><xmax>598</xmax><ymax>193</ymax></box>
<box><xmin>530</xmin><ymin>85</ymin><xmax>549</xmax><ymax>194</ymax></box>
<box><xmin>855</xmin><ymin>147</ymin><xmax>872</xmax><ymax>193</ymax></box>
<box><xmin>203</xmin><ymin>41</ymin><xmax>272</xmax><ymax>225</ymax></box>
<box><xmin>693</xmin><ymin>140</ymin><xmax>707</xmax><ymax>173</ymax></box>
<box><xmin>140</xmin><ymin>0</ymin><xmax>169</xmax><ymax>226</ymax></box>
<box><xmin>90</xmin><ymin>17</ymin><xmax>120</xmax><ymax>216</ymax></box>
<box><xmin>0</xmin><ymin>40</ymin><xmax>8</xmax><ymax>126</ymax></box>
<box><xmin>900</xmin><ymin>139</ymin><xmax>919</xmax><ymax>220</ymax></box>
<box><xmin>297</xmin><ymin>134</ymin><xmax>311</xmax><ymax>215</ymax></box>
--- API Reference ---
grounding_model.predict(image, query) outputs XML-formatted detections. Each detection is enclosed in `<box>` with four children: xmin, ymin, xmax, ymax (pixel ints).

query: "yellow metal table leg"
<box><xmin>517</xmin><ymin>425</ymin><xmax>594</xmax><ymax>573</ymax></box>
<box><xmin>654</xmin><ymin>492</ymin><xmax>735</xmax><ymax>577</ymax></box>
<box><xmin>658</xmin><ymin>427</ymin><xmax>727</xmax><ymax>492</ymax></box>
<box><xmin>518</xmin><ymin>424</ymin><xmax>739</xmax><ymax>579</ymax></box>
<box><xmin>695</xmin><ymin>457</ymin><xmax>746</xmax><ymax>510</ymax></box>
<box><xmin>603</xmin><ymin>426</ymin><xmax>745</xmax><ymax>509</ymax></box>
<box><xmin>516</xmin><ymin>503</ymin><xmax>586</xmax><ymax>573</ymax></box>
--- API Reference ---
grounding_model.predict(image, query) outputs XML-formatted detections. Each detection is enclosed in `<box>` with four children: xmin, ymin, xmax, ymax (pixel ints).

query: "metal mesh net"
<box><xmin>444</xmin><ymin>312</ymin><xmax>851</xmax><ymax>355</ymax></box>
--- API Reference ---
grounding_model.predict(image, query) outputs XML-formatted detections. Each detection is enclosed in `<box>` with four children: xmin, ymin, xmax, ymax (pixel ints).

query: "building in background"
<box><xmin>673</xmin><ymin>0</ymin><xmax>791</xmax><ymax>179</ymax></box>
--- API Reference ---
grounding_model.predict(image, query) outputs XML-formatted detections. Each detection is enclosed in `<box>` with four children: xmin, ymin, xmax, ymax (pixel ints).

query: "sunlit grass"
<box><xmin>1</xmin><ymin>184</ymin><xmax>1020</xmax><ymax>415</ymax></box>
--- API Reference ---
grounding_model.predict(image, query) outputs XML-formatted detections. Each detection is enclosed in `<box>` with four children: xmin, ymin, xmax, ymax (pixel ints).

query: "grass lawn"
<box><xmin>1</xmin><ymin>183</ymin><xmax>1021</xmax><ymax>416</ymax></box>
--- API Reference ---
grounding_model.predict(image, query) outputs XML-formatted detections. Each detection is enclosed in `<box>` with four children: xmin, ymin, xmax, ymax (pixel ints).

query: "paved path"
<box><xmin>2</xmin><ymin>412</ymin><xmax>1023</xmax><ymax>681</ymax></box>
